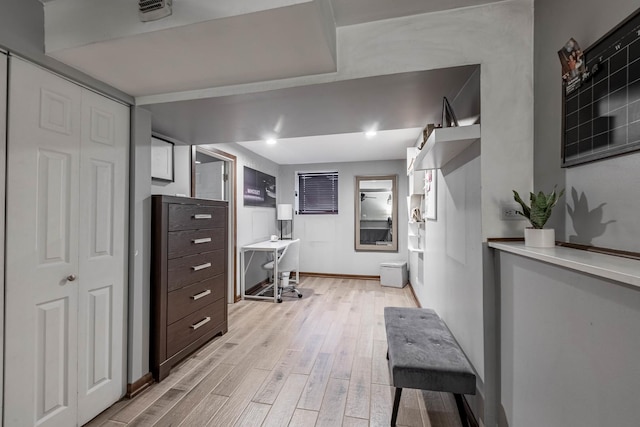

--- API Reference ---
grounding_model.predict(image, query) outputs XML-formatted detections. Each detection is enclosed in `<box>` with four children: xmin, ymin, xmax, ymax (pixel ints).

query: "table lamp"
<box><xmin>277</xmin><ymin>204</ymin><xmax>293</xmax><ymax>240</ymax></box>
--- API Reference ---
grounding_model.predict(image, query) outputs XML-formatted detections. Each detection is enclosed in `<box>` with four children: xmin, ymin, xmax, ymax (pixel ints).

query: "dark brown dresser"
<box><xmin>151</xmin><ymin>195</ymin><xmax>228</xmax><ymax>381</ymax></box>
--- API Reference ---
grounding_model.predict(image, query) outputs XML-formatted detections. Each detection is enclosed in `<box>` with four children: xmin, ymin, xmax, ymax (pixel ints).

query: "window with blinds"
<box><xmin>297</xmin><ymin>171</ymin><xmax>338</xmax><ymax>214</ymax></box>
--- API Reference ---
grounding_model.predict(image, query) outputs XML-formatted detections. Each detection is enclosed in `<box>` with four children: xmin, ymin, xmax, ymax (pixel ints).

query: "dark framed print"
<box><xmin>243</xmin><ymin>166</ymin><xmax>276</xmax><ymax>207</ymax></box>
<box><xmin>151</xmin><ymin>136</ymin><xmax>174</xmax><ymax>182</ymax></box>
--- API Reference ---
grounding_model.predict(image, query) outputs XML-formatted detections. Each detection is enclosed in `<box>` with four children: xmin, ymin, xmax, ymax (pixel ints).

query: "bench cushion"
<box><xmin>384</xmin><ymin>307</ymin><xmax>476</xmax><ymax>395</ymax></box>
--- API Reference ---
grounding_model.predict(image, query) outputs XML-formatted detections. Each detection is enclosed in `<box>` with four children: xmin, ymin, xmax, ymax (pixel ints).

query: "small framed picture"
<box><xmin>425</xmin><ymin>170</ymin><xmax>437</xmax><ymax>220</ymax></box>
<box><xmin>151</xmin><ymin>136</ymin><xmax>174</xmax><ymax>182</ymax></box>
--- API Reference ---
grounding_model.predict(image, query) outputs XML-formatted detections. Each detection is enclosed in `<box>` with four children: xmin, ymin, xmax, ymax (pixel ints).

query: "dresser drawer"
<box><xmin>169</xmin><ymin>204</ymin><xmax>226</xmax><ymax>231</ymax></box>
<box><xmin>168</xmin><ymin>250</ymin><xmax>225</xmax><ymax>291</ymax></box>
<box><xmin>167</xmin><ymin>274</ymin><xmax>225</xmax><ymax>324</ymax></box>
<box><xmin>168</xmin><ymin>228</ymin><xmax>225</xmax><ymax>259</ymax></box>
<box><xmin>167</xmin><ymin>301</ymin><xmax>225</xmax><ymax>358</ymax></box>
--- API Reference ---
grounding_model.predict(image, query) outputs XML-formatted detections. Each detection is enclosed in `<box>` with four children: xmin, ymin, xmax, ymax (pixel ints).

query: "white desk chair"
<box><xmin>261</xmin><ymin>239</ymin><xmax>302</xmax><ymax>303</ymax></box>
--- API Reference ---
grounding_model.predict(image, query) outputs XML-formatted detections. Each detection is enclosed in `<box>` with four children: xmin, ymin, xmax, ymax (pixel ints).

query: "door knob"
<box><xmin>66</xmin><ymin>274</ymin><xmax>77</xmax><ymax>282</ymax></box>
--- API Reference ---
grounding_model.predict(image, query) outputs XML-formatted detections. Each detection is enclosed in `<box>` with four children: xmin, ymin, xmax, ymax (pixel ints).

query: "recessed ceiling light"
<box><xmin>365</xmin><ymin>130</ymin><xmax>377</xmax><ymax>138</ymax></box>
<box><xmin>266</xmin><ymin>138</ymin><xmax>277</xmax><ymax>145</ymax></box>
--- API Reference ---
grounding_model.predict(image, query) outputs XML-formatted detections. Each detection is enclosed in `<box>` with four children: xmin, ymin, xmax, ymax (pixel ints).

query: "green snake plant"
<box><xmin>512</xmin><ymin>187</ymin><xmax>565</xmax><ymax>229</ymax></box>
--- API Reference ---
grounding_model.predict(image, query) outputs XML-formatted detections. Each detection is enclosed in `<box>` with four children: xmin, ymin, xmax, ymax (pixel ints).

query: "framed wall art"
<box><xmin>425</xmin><ymin>169</ymin><xmax>437</xmax><ymax>220</ymax></box>
<box><xmin>243</xmin><ymin>166</ymin><xmax>276</xmax><ymax>207</ymax></box>
<box><xmin>151</xmin><ymin>136</ymin><xmax>174</xmax><ymax>181</ymax></box>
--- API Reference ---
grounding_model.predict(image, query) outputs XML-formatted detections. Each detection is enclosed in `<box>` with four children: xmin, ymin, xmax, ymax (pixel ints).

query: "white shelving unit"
<box><xmin>406</xmin><ymin>124</ymin><xmax>481</xmax><ymax>283</ymax></box>
<box><xmin>408</xmin><ymin>124</ymin><xmax>481</xmax><ymax>172</ymax></box>
<box><xmin>408</xmin><ymin>221</ymin><xmax>424</xmax><ymax>253</ymax></box>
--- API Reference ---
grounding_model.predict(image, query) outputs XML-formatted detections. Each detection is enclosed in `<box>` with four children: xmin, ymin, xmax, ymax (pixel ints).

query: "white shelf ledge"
<box><xmin>408</xmin><ymin>247</ymin><xmax>424</xmax><ymax>253</ymax></box>
<box><xmin>489</xmin><ymin>241</ymin><xmax>640</xmax><ymax>288</ymax></box>
<box><xmin>410</xmin><ymin>124</ymin><xmax>480</xmax><ymax>171</ymax></box>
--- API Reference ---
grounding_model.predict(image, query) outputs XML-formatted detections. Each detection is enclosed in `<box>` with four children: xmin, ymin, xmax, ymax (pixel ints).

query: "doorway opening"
<box><xmin>191</xmin><ymin>146</ymin><xmax>239</xmax><ymax>302</ymax></box>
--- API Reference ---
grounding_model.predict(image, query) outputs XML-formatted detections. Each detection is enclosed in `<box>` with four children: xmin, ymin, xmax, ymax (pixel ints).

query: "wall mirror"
<box><xmin>355</xmin><ymin>175</ymin><xmax>398</xmax><ymax>252</ymax></box>
<box><xmin>191</xmin><ymin>146</ymin><xmax>229</xmax><ymax>201</ymax></box>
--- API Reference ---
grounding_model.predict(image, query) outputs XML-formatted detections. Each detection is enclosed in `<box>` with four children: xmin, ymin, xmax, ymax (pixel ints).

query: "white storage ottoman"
<box><xmin>380</xmin><ymin>261</ymin><xmax>408</xmax><ymax>288</ymax></box>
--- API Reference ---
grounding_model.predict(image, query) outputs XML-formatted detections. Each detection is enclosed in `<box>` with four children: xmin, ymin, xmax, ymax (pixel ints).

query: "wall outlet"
<box><xmin>501</xmin><ymin>205</ymin><xmax>522</xmax><ymax>220</ymax></box>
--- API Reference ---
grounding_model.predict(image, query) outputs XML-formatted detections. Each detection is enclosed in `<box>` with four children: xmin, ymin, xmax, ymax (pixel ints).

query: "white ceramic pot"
<box><xmin>524</xmin><ymin>228</ymin><xmax>555</xmax><ymax>248</ymax></box>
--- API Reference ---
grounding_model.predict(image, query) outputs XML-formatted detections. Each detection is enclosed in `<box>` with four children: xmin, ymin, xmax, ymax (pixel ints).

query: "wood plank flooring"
<box><xmin>86</xmin><ymin>276</ymin><xmax>463</xmax><ymax>427</ymax></box>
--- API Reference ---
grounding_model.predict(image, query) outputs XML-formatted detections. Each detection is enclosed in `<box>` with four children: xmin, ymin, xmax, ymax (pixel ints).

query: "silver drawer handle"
<box><xmin>193</xmin><ymin>214</ymin><xmax>212</xmax><ymax>219</ymax></box>
<box><xmin>190</xmin><ymin>317</ymin><xmax>211</xmax><ymax>330</ymax></box>
<box><xmin>192</xmin><ymin>262</ymin><xmax>211</xmax><ymax>271</ymax></box>
<box><xmin>191</xmin><ymin>289</ymin><xmax>211</xmax><ymax>300</ymax></box>
<box><xmin>192</xmin><ymin>237</ymin><xmax>212</xmax><ymax>244</ymax></box>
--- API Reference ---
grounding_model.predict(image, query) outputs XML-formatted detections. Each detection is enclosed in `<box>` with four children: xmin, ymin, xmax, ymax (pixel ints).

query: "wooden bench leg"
<box><xmin>391</xmin><ymin>387</ymin><xmax>402</xmax><ymax>426</ymax></box>
<box><xmin>454</xmin><ymin>394</ymin><xmax>470</xmax><ymax>427</ymax></box>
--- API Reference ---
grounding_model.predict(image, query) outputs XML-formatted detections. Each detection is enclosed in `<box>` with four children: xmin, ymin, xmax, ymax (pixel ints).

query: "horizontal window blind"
<box><xmin>298</xmin><ymin>172</ymin><xmax>338</xmax><ymax>214</ymax></box>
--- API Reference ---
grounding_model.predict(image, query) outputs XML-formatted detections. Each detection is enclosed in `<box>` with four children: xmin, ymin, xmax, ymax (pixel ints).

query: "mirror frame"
<box><xmin>355</xmin><ymin>174</ymin><xmax>398</xmax><ymax>252</ymax></box>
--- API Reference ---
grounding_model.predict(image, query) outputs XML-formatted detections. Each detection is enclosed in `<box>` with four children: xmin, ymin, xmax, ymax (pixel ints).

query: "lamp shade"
<box><xmin>277</xmin><ymin>204</ymin><xmax>293</xmax><ymax>220</ymax></box>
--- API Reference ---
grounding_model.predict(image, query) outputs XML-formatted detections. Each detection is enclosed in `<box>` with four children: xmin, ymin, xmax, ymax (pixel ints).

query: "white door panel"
<box><xmin>6</xmin><ymin>56</ymin><xmax>81</xmax><ymax>427</ymax></box>
<box><xmin>77</xmin><ymin>89</ymin><xmax>128</xmax><ymax>425</ymax></box>
<box><xmin>5</xmin><ymin>57</ymin><xmax>128</xmax><ymax>426</ymax></box>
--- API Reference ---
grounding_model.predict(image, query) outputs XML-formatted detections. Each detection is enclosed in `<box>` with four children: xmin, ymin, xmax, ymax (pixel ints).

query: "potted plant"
<box><xmin>513</xmin><ymin>187</ymin><xmax>565</xmax><ymax>248</ymax></box>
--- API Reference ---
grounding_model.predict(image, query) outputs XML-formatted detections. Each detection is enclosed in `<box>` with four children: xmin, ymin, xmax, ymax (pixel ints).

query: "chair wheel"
<box><xmin>297</xmin><ymin>293</ymin><xmax>303</xmax><ymax>298</ymax></box>
<box><xmin>277</xmin><ymin>299</ymin><xmax>283</xmax><ymax>303</ymax></box>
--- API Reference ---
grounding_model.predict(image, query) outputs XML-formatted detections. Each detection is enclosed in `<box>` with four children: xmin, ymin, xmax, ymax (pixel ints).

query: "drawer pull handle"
<box><xmin>190</xmin><ymin>317</ymin><xmax>211</xmax><ymax>330</ymax></box>
<box><xmin>191</xmin><ymin>289</ymin><xmax>211</xmax><ymax>300</ymax></box>
<box><xmin>193</xmin><ymin>214</ymin><xmax>212</xmax><ymax>219</ymax></box>
<box><xmin>192</xmin><ymin>262</ymin><xmax>212</xmax><ymax>271</ymax></box>
<box><xmin>192</xmin><ymin>237</ymin><xmax>212</xmax><ymax>244</ymax></box>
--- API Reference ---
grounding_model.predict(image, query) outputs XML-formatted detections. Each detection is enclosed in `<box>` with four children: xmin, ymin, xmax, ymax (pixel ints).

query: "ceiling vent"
<box><xmin>139</xmin><ymin>0</ymin><xmax>173</xmax><ymax>22</ymax></box>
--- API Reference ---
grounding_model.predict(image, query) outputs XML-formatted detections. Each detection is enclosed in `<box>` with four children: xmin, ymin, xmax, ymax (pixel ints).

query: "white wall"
<box><xmin>419</xmin><ymin>144</ymin><xmax>483</xmax><ymax>375</ymax></box>
<box><xmin>280</xmin><ymin>160</ymin><xmax>407</xmax><ymax>276</ymax></box>
<box><xmin>0</xmin><ymin>0</ymin><xmax>43</xmax><ymax>55</ymax></box>
<box><xmin>0</xmin><ymin>0</ymin><xmax>132</xmax><ymax>104</ymax></box>
<box><xmin>534</xmin><ymin>0</ymin><xmax>640</xmax><ymax>252</ymax></box>
<box><xmin>496</xmin><ymin>251</ymin><xmax>640</xmax><ymax>427</ymax></box>
<box><xmin>128</xmin><ymin>107</ymin><xmax>152</xmax><ymax>383</ymax></box>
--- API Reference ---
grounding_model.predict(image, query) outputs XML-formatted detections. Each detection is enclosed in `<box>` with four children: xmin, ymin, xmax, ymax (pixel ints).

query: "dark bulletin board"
<box><xmin>562</xmin><ymin>8</ymin><xmax>640</xmax><ymax>167</ymax></box>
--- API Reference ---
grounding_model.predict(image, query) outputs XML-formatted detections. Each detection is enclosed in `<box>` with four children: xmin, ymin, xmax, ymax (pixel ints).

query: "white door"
<box><xmin>5</xmin><ymin>57</ymin><xmax>128</xmax><ymax>426</ymax></box>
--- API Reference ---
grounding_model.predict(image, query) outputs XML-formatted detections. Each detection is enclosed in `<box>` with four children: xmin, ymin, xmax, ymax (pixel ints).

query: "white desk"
<box><xmin>240</xmin><ymin>239</ymin><xmax>300</xmax><ymax>302</ymax></box>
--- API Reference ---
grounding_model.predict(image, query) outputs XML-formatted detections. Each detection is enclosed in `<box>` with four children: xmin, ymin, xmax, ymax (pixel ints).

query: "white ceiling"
<box><xmin>41</xmin><ymin>0</ymin><xmax>487</xmax><ymax>165</ymax></box>
<box><xmin>235</xmin><ymin>128</ymin><xmax>424</xmax><ymax>165</ymax></box>
<box><xmin>147</xmin><ymin>67</ymin><xmax>477</xmax><ymax>142</ymax></box>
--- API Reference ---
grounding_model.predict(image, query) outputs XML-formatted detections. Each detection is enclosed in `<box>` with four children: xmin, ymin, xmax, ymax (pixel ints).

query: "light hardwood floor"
<box><xmin>86</xmin><ymin>276</ymin><xmax>463</xmax><ymax>427</ymax></box>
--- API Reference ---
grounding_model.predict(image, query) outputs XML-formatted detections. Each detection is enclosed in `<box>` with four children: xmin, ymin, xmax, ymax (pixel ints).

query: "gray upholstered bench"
<box><xmin>384</xmin><ymin>307</ymin><xmax>476</xmax><ymax>427</ymax></box>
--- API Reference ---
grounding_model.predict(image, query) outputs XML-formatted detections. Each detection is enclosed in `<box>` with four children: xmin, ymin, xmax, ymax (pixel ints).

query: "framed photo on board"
<box><xmin>151</xmin><ymin>136</ymin><xmax>174</xmax><ymax>182</ymax></box>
